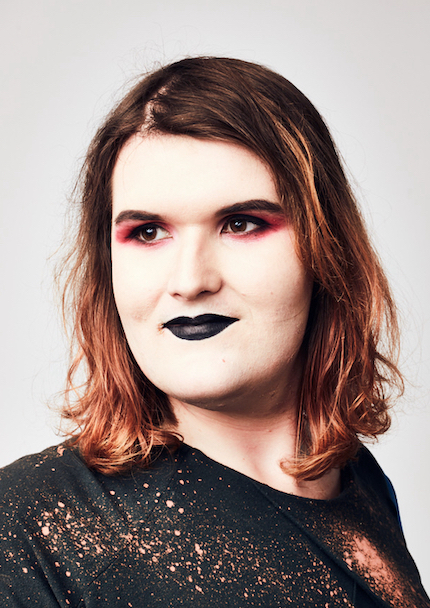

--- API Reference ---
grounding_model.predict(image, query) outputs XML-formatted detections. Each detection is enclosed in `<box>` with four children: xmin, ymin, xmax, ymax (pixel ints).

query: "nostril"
<box><xmin>167</xmin><ymin>249</ymin><xmax>222</xmax><ymax>300</ymax></box>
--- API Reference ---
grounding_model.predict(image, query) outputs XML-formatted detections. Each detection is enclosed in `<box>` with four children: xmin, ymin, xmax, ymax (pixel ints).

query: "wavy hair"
<box><xmin>60</xmin><ymin>57</ymin><xmax>403</xmax><ymax>480</ymax></box>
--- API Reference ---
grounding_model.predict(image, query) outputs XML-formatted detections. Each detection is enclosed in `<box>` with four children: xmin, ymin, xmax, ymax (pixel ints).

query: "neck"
<box><xmin>168</xmin><ymin>393</ymin><xmax>341</xmax><ymax>500</ymax></box>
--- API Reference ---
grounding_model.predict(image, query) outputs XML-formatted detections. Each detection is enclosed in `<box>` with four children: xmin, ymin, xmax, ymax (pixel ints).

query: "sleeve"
<box><xmin>0</xmin><ymin>488</ymin><xmax>62</xmax><ymax>607</ymax></box>
<box><xmin>0</xmin><ymin>568</ymin><xmax>62</xmax><ymax>608</ymax></box>
<box><xmin>0</xmin><ymin>448</ymin><xmax>85</xmax><ymax>608</ymax></box>
<box><xmin>0</xmin><ymin>445</ymin><xmax>145</xmax><ymax>608</ymax></box>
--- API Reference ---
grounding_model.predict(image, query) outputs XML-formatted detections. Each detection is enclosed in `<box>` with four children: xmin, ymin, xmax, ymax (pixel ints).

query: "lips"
<box><xmin>163</xmin><ymin>314</ymin><xmax>239</xmax><ymax>341</ymax></box>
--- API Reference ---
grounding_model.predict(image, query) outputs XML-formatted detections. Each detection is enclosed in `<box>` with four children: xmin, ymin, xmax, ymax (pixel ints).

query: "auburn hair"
<box><xmin>60</xmin><ymin>56</ymin><xmax>403</xmax><ymax>480</ymax></box>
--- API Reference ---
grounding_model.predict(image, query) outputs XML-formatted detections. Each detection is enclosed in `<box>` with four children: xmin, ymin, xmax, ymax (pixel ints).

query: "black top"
<box><xmin>0</xmin><ymin>443</ymin><xmax>428</xmax><ymax>607</ymax></box>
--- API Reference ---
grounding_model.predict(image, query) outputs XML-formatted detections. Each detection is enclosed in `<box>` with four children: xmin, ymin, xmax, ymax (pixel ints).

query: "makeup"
<box><xmin>111</xmin><ymin>135</ymin><xmax>312</xmax><ymax>409</ymax></box>
<box><xmin>163</xmin><ymin>314</ymin><xmax>239</xmax><ymax>341</ymax></box>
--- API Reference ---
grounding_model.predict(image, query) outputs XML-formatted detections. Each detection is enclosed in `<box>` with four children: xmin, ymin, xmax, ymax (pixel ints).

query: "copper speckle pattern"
<box><xmin>257</xmin><ymin>447</ymin><xmax>430</xmax><ymax>608</ymax></box>
<box><xmin>0</xmin><ymin>444</ymin><xmax>428</xmax><ymax>607</ymax></box>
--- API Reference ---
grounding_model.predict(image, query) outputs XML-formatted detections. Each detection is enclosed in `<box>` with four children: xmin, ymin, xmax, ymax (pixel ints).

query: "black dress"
<box><xmin>0</xmin><ymin>443</ymin><xmax>428</xmax><ymax>607</ymax></box>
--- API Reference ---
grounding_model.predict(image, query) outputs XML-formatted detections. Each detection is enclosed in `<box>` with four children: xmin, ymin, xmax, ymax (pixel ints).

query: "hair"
<box><xmin>60</xmin><ymin>56</ymin><xmax>403</xmax><ymax>481</ymax></box>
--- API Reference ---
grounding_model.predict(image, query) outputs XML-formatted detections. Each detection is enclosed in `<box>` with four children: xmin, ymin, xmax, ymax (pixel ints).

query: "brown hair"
<box><xmin>60</xmin><ymin>56</ymin><xmax>403</xmax><ymax>480</ymax></box>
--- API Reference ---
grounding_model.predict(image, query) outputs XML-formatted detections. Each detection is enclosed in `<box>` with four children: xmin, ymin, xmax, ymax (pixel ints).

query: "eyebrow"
<box><xmin>214</xmin><ymin>199</ymin><xmax>284</xmax><ymax>218</ymax></box>
<box><xmin>114</xmin><ymin>200</ymin><xmax>284</xmax><ymax>225</ymax></box>
<box><xmin>114</xmin><ymin>210</ymin><xmax>163</xmax><ymax>224</ymax></box>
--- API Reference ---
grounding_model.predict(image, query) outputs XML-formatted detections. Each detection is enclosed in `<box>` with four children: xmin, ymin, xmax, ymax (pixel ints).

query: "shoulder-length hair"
<box><xmin>60</xmin><ymin>56</ymin><xmax>403</xmax><ymax>480</ymax></box>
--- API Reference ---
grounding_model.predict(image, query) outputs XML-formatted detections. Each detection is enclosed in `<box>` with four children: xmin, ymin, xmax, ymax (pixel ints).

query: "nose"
<box><xmin>167</xmin><ymin>231</ymin><xmax>222</xmax><ymax>300</ymax></box>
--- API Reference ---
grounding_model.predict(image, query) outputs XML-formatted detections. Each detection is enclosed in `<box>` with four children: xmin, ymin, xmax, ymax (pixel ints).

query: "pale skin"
<box><xmin>111</xmin><ymin>134</ymin><xmax>341</xmax><ymax>500</ymax></box>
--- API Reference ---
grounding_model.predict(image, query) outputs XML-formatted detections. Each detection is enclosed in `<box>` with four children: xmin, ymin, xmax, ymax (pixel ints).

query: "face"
<box><xmin>111</xmin><ymin>135</ymin><xmax>312</xmax><ymax>414</ymax></box>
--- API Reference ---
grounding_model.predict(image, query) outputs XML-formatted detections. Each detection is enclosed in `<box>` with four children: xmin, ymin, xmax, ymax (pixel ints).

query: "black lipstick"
<box><xmin>163</xmin><ymin>314</ymin><xmax>239</xmax><ymax>341</ymax></box>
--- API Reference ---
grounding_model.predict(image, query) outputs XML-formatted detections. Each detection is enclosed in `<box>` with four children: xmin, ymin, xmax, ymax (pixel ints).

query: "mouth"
<box><xmin>163</xmin><ymin>314</ymin><xmax>239</xmax><ymax>341</ymax></box>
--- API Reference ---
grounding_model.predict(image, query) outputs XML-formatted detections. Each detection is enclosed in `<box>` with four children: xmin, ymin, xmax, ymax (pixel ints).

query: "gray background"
<box><xmin>1</xmin><ymin>0</ymin><xmax>429</xmax><ymax>591</ymax></box>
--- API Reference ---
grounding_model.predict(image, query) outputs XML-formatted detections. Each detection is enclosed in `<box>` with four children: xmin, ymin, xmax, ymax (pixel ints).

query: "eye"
<box><xmin>222</xmin><ymin>215</ymin><xmax>267</xmax><ymax>235</ymax></box>
<box><xmin>131</xmin><ymin>224</ymin><xmax>170</xmax><ymax>243</ymax></box>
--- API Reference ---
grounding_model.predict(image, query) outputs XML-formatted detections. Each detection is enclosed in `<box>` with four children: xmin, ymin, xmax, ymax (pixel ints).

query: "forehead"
<box><xmin>111</xmin><ymin>135</ymin><xmax>279</xmax><ymax>217</ymax></box>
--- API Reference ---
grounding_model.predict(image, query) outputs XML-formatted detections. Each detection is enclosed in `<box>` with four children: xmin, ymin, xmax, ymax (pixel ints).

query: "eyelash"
<box><xmin>127</xmin><ymin>214</ymin><xmax>270</xmax><ymax>244</ymax></box>
<box><xmin>128</xmin><ymin>223</ymin><xmax>170</xmax><ymax>243</ymax></box>
<box><xmin>221</xmin><ymin>214</ymin><xmax>269</xmax><ymax>235</ymax></box>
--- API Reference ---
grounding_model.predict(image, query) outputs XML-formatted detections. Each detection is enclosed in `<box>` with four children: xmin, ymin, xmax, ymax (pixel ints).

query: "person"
<box><xmin>0</xmin><ymin>56</ymin><xmax>428</xmax><ymax>608</ymax></box>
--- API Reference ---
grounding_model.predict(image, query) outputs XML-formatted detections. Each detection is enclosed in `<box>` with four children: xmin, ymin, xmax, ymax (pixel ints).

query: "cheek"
<box><xmin>276</xmin><ymin>266</ymin><xmax>313</xmax><ymax>310</ymax></box>
<box><xmin>111</xmin><ymin>251</ymin><xmax>161</xmax><ymax>324</ymax></box>
<box><xmin>229</xmin><ymin>245</ymin><xmax>312</xmax><ymax>315</ymax></box>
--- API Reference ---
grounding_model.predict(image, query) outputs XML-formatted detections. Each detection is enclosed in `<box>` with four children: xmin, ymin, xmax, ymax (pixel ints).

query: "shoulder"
<box><xmin>0</xmin><ymin>444</ymin><xmax>100</xmax><ymax>519</ymax></box>
<box><xmin>350</xmin><ymin>444</ymin><xmax>392</xmax><ymax>491</ymax></box>
<box><xmin>0</xmin><ymin>445</ymin><xmax>95</xmax><ymax>604</ymax></box>
<box><xmin>0</xmin><ymin>444</ymin><xmax>83</xmax><ymax>512</ymax></box>
<box><xmin>0</xmin><ymin>443</ymin><xmax>83</xmax><ymax>478</ymax></box>
<box><xmin>0</xmin><ymin>442</ymin><xmax>182</xmax><ymax>525</ymax></box>
<box><xmin>0</xmin><ymin>444</ymin><xmax>184</xmax><ymax>605</ymax></box>
<box><xmin>0</xmin><ymin>443</ymin><xmax>101</xmax><ymax>565</ymax></box>
<box><xmin>349</xmin><ymin>444</ymin><xmax>402</xmax><ymax>528</ymax></box>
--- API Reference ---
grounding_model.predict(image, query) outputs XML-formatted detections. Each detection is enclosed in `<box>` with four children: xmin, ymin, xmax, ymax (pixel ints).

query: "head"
<box><xmin>62</xmin><ymin>57</ymin><xmax>402</xmax><ymax>479</ymax></box>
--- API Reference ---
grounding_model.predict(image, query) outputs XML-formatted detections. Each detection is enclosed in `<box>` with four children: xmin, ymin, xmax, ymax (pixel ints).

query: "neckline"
<box><xmin>179</xmin><ymin>443</ymin><xmax>355</xmax><ymax>505</ymax></box>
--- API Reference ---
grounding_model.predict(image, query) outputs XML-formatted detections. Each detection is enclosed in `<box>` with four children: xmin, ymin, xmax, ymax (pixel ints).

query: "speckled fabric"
<box><xmin>0</xmin><ymin>444</ymin><xmax>428</xmax><ymax>607</ymax></box>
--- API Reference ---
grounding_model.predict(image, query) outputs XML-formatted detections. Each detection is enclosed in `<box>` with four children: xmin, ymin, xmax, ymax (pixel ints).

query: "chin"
<box><xmin>167</xmin><ymin>384</ymin><xmax>242</xmax><ymax>409</ymax></box>
<box><xmin>154</xmin><ymin>370</ymin><xmax>248</xmax><ymax>410</ymax></box>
